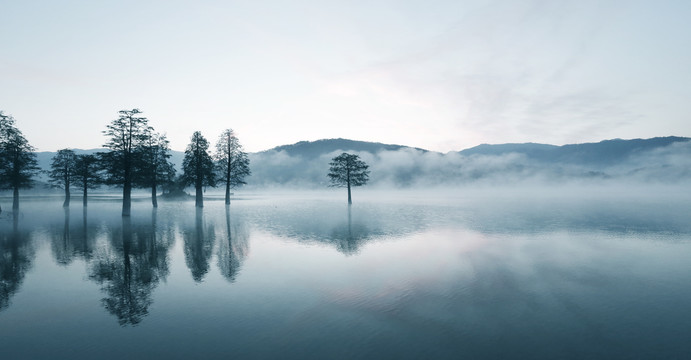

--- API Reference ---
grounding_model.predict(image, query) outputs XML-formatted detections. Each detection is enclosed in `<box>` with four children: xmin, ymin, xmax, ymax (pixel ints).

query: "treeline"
<box><xmin>0</xmin><ymin>109</ymin><xmax>250</xmax><ymax>215</ymax></box>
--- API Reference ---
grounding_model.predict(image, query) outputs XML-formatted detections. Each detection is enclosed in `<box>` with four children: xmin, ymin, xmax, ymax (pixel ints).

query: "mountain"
<box><xmin>460</xmin><ymin>136</ymin><xmax>690</xmax><ymax>167</ymax></box>
<box><xmin>250</xmin><ymin>137</ymin><xmax>691</xmax><ymax>186</ymax></box>
<box><xmin>262</xmin><ymin>138</ymin><xmax>427</xmax><ymax>159</ymax></box>
<box><xmin>30</xmin><ymin>136</ymin><xmax>691</xmax><ymax>188</ymax></box>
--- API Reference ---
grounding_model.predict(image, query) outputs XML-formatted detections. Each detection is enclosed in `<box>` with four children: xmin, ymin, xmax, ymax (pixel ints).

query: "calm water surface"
<box><xmin>1</xmin><ymin>190</ymin><xmax>690</xmax><ymax>359</ymax></box>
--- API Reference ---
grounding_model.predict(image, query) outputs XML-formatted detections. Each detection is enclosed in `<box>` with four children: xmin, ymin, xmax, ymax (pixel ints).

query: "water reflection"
<box><xmin>329</xmin><ymin>206</ymin><xmax>370</xmax><ymax>255</ymax></box>
<box><xmin>0</xmin><ymin>213</ymin><xmax>34</xmax><ymax>311</ymax></box>
<box><xmin>50</xmin><ymin>208</ymin><xmax>98</xmax><ymax>265</ymax></box>
<box><xmin>88</xmin><ymin>211</ymin><xmax>173</xmax><ymax>326</ymax></box>
<box><xmin>247</xmin><ymin>202</ymin><xmax>425</xmax><ymax>254</ymax></box>
<box><xmin>183</xmin><ymin>209</ymin><xmax>215</xmax><ymax>282</ymax></box>
<box><xmin>217</xmin><ymin>207</ymin><xmax>249</xmax><ymax>283</ymax></box>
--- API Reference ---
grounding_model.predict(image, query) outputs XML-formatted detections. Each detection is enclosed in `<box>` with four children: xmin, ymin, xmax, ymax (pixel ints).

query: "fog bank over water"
<box><xmin>248</xmin><ymin>138</ymin><xmax>691</xmax><ymax>188</ymax></box>
<box><xmin>29</xmin><ymin>137</ymin><xmax>691</xmax><ymax>190</ymax></box>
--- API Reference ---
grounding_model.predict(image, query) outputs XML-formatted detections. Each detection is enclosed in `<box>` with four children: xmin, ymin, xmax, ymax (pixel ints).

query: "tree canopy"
<box><xmin>74</xmin><ymin>154</ymin><xmax>102</xmax><ymax>206</ymax></box>
<box><xmin>49</xmin><ymin>149</ymin><xmax>77</xmax><ymax>207</ymax></box>
<box><xmin>328</xmin><ymin>153</ymin><xmax>370</xmax><ymax>204</ymax></box>
<box><xmin>102</xmin><ymin>109</ymin><xmax>151</xmax><ymax>216</ymax></box>
<box><xmin>182</xmin><ymin>131</ymin><xmax>216</xmax><ymax>207</ymax></box>
<box><xmin>214</xmin><ymin>129</ymin><xmax>250</xmax><ymax>205</ymax></box>
<box><xmin>135</xmin><ymin>131</ymin><xmax>176</xmax><ymax>207</ymax></box>
<box><xmin>0</xmin><ymin>111</ymin><xmax>39</xmax><ymax>211</ymax></box>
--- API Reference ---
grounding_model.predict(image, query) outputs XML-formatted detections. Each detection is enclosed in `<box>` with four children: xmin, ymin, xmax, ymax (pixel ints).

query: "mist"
<box><xmin>246</xmin><ymin>139</ymin><xmax>691</xmax><ymax>189</ymax></box>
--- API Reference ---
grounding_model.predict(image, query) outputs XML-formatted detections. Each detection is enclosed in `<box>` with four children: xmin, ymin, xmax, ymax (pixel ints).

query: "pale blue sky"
<box><xmin>1</xmin><ymin>0</ymin><xmax>690</xmax><ymax>152</ymax></box>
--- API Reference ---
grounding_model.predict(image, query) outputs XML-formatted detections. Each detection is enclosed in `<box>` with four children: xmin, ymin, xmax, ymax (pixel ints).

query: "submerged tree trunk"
<box><xmin>63</xmin><ymin>180</ymin><xmax>71</xmax><ymax>207</ymax></box>
<box><xmin>346</xmin><ymin>167</ymin><xmax>352</xmax><ymax>205</ymax></box>
<box><xmin>123</xmin><ymin>181</ymin><xmax>131</xmax><ymax>216</ymax></box>
<box><xmin>122</xmin><ymin>154</ymin><xmax>132</xmax><ymax>216</ymax></box>
<box><xmin>195</xmin><ymin>185</ymin><xmax>203</xmax><ymax>208</ymax></box>
<box><xmin>13</xmin><ymin>186</ymin><xmax>19</xmax><ymax>210</ymax></box>
<box><xmin>83</xmin><ymin>185</ymin><xmax>88</xmax><ymax>207</ymax></box>
<box><xmin>347</xmin><ymin>182</ymin><xmax>352</xmax><ymax>205</ymax></box>
<box><xmin>151</xmin><ymin>183</ymin><xmax>158</xmax><ymax>208</ymax></box>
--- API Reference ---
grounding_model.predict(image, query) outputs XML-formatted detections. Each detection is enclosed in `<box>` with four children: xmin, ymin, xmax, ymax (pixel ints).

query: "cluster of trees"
<box><xmin>1</xmin><ymin>108</ymin><xmax>372</xmax><ymax>214</ymax></box>
<box><xmin>0</xmin><ymin>109</ymin><xmax>251</xmax><ymax>215</ymax></box>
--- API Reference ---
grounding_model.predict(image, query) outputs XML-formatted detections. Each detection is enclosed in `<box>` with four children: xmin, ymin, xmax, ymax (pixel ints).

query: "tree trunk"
<box><xmin>151</xmin><ymin>183</ymin><xmax>158</xmax><ymax>208</ymax></box>
<box><xmin>123</xmin><ymin>180</ymin><xmax>131</xmax><ymax>216</ymax></box>
<box><xmin>123</xmin><ymin>153</ymin><xmax>131</xmax><ymax>216</ymax></box>
<box><xmin>83</xmin><ymin>184</ymin><xmax>88</xmax><ymax>207</ymax></box>
<box><xmin>195</xmin><ymin>185</ymin><xmax>203</xmax><ymax>207</ymax></box>
<box><xmin>13</xmin><ymin>186</ymin><xmax>19</xmax><ymax>211</ymax></box>
<box><xmin>63</xmin><ymin>183</ymin><xmax>71</xmax><ymax>208</ymax></box>
<box><xmin>347</xmin><ymin>182</ymin><xmax>352</xmax><ymax>205</ymax></box>
<box><xmin>346</xmin><ymin>167</ymin><xmax>352</xmax><ymax>205</ymax></box>
<box><xmin>225</xmin><ymin>182</ymin><xmax>230</xmax><ymax>205</ymax></box>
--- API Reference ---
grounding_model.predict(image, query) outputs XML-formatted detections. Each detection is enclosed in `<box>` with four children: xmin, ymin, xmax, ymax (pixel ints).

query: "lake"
<box><xmin>1</xmin><ymin>187</ymin><xmax>690</xmax><ymax>359</ymax></box>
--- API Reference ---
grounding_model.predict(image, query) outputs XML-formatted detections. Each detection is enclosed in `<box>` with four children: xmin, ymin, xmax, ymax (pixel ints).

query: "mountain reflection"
<box><xmin>88</xmin><ymin>211</ymin><xmax>174</xmax><ymax>326</ymax></box>
<box><xmin>0</xmin><ymin>213</ymin><xmax>34</xmax><ymax>312</ymax></box>
<box><xmin>183</xmin><ymin>209</ymin><xmax>215</xmax><ymax>282</ymax></box>
<box><xmin>217</xmin><ymin>207</ymin><xmax>249</xmax><ymax>282</ymax></box>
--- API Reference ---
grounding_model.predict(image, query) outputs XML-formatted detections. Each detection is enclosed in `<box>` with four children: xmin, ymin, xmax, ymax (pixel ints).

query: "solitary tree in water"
<box><xmin>74</xmin><ymin>154</ymin><xmax>101</xmax><ymax>206</ymax></box>
<box><xmin>136</xmin><ymin>131</ymin><xmax>176</xmax><ymax>208</ymax></box>
<box><xmin>328</xmin><ymin>153</ymin><xmax>370</xmax><ymax>205</ymax></box>
<box><xmin>0</xmin><ymin>112</ymin><xmax>39</xmax><ymax>212</ymax></box>
<box><xmin>182</xmin><ymin>131</ymin><xmax>216</xmax><ymax>208</ymax></box>
<box><xmin>48</xmin><ymin>149</ymin><xmax>77</xmax><ymax>207</ymax></box>
<box><xmin>214</xmin><ymin>129</ymin><xmax>250</xmax><ymax>205</ymax></box>
<box><xmin>102</xmin><ymin>109</ymin><xmax>150</xmax><ymax>216</ymax></box>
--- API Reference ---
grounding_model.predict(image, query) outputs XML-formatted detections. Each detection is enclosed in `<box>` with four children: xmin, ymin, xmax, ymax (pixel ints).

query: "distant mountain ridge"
<box><xmin>262</xmin><ymin>138</ymin><xmax>428</xmax><ymax>159</ymax></box>
<box><xmin>460</xmin><ymin>136</ymin><xmax>690</xmax><ymax>167</ymax></box>
<box><xmin>31</xmin><ymin>136</ymin><xmax>691</xmax><ymax>187</ymax></box>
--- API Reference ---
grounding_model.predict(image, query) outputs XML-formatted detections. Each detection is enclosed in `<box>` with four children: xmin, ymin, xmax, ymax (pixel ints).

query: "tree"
<box><xmin>49</xmin><ymin>149</ymin><xmax>77</xmax><ymax>207</ymax></box>
<box><xmin>135</xmin><ymin>131</ymin><xmax>176</xmax><ymax>208</ymax></box>
<box><xmin>328</xmin><ymin>153</ymin><xmax>370</xmax><ymax>205</ymax></box>
<box><xmin>74</xmin><ymin>154</ymin><xmax>102</xmax><ymax>207</ymax></box>
<box><xmin>0</xmin><ymin>112</ymin><xmax>39</xmax><ymax>211</ymax></box>
<box><xmin>214</xmin><ymin>129</ymin><xmax>250</xmax><ymax>205</ymax></box>
<box><xmin>182</xmin><ymin>131</ymin><xmax>216</xmax><ymax>207</ymax></box>
<box><xmin>102</xmin><ymin>109</ymin><xmax>151</xmax><ymax>216</ymax></box>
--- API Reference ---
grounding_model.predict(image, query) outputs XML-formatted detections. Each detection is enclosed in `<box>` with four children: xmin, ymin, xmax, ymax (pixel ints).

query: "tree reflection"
<box><xmin>88</xmin><ymin>211</ymin><xmax>173</xmax><ymax>326</ymax></box>
<box><xmin>330</xmin><ymin>206</ymin><xmax>371</xmax><ymax>255</ymax></box>
<box><xmin>183</xmin><ymin>208</ymin><xmax>215</xmax><ymax>282</ymax></box>
<box><xmin>50</xmin><ymin>208</ymin><xmax>98</xmax><ymax>265</ymax></box>
<box><xmin>243</xmin><ymin>202</ymin><xmax>417</xmax><ymax>255</ymax></box>
<box><xmin>0</xmin><ymin>213</ymin><xmax>34</xmax><ymax>311</ymax></box>
<box><xmin>217</xmin><ymin>207</ymin><xmax>249</xmax><ymax>283</ymax></box>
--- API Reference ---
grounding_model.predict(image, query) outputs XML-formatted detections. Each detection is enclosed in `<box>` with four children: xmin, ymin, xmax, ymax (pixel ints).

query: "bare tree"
<box><xmin>0</xmin><ymin>112</ymin><xmax>39</xmax><ymax>211</ymax></box>
<box><xmin>102</xmin><ymin>109</ymin><xmax>151</xmax><ymax>216</ymax></box>
<box><xmin>328</xmin><ymin>153</ymin><xmax>370</xmax><ymax>205</ymax></box>
<box><xmin>49</xmin><ymin>149</ymin><xmax>77</xmax><ymax>207</ymax></box>
<box><xmin>182</xmin><ymin>131</ymin><xmax>216</xmax><ymax>207</ymax></box>
<box><xmin>214</xmin><ymin>129</ymin><xmax>250</xmax><ymax>205</ymax></box>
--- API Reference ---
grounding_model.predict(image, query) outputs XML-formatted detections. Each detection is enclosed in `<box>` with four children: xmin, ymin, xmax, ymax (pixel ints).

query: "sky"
<box><xmin>1</xmin><ymin>0</ymin><xmax>690</xmax><ymax>153</ymax></box>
